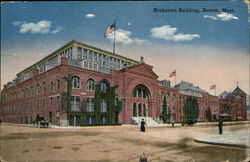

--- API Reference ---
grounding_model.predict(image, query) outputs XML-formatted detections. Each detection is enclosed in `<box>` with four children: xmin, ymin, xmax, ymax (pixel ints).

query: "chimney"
<box><xmin>140</xmin><ymin>56</ymin><xmax>144</xmax><ymax>63</ymax></box>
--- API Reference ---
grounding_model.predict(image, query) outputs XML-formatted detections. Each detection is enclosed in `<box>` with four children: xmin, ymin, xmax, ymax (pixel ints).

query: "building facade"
<box><xmin>218</xmin><ymin>87</ymin><xmax>247</xmax><ymax>120</ymax></box>
<box><xmin>0</xmin><ymin>40</ymin><xmax>247</xmax><ymax>126</ymax></box>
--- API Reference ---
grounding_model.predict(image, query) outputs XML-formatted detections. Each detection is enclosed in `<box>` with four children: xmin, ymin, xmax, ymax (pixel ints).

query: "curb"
<box><xmin>194</xmin><ymin>138</ymin><xmax>249</xmax><ymax>148</ymax></box>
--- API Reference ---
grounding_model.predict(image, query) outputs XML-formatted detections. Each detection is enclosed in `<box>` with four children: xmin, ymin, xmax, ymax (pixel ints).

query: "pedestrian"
<box><xmin>140</xmin><ymin>119</ymin><xmax>145</xmax><ymax>132</ymax></box>
<box><xmin>171</xmin><ymin>120</ymin><xmax>175</xmax><ymax>127</ymax></box>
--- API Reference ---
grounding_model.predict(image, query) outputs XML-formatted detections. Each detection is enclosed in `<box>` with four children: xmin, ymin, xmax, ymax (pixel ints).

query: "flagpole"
<box><xmin>175</xmin><ymin>69</ymin><xmax>176</xmax><ymax>86</ymax></box>
<box><xmin>113</xmin><ymin>20</ymin><xmax>116</xmax><ymax>54</ymax></box>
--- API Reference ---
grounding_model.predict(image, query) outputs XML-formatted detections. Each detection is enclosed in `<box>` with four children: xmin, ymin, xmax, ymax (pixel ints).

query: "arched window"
<box><xmin>87</xmin><ymin>79</ymin><xmax>95</xmax><ymax>91</ymax></box>
<box><xmin>43</xmin><ymin>81</ymin><xmax>46</xmax><ymax>93</ymax></box>
<box><xmin>132</xmin><ymin>84</ymin><xmax>151</xmax><ymax>99</ymax></box>
<box><xmin>56</xmin><ymin>79</ymin><xmax>60</xmax><ymax>90</ymax></box>
<box><xmin>138</xmin><ymin>88</ymin><xmax>142</xmax><ymax>98</ymax></box>
<box><xmin>50</xmin><ymin>81</ymin><xmax>54</xmax><ymax>92</ymax></box>
<box><xmin>72</xmin><ymin>76</ymin><xmax>80</xmax><ymax>89</ymax></box>
<box><xmin>101</xmin><ymin>81</ymin><xmax>107</xmax><ymax>93</ymax></box>
<box><xmin>37</xmin><ymin>83</ymin><xmax>41</xmax><ymax>95</ymax></box>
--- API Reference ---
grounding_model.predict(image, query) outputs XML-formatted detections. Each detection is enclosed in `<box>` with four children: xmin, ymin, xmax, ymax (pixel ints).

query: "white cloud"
<box><xmin>13</xmin><ymin>20</ymin><xmax>63</xmax><ymax>34</ymax></box>
<box><xmin>85</xmin><ymin>13</ymin><xmax>95</xmax><ymax>19</ymax></box>
<box><xmin>216</xmin><ymin>12</ymin><xmax>239</xmax><ymax>21</ymax></box>
<box><xmin>172</xmin><ymin>33</ymin><xmax>200</xmax><ymax>41</ymax></box>
<box><xmin>150</xmin><ymin>25</ymin><xmax>200</xmax><ymax>42</ymax></box>
<box><xmin>204</xmin><ymin>12</ymin><xmax>239</xmax><ymax>21</ymax></box>
<box><xmin>107</xmin><ymin>29</ymin><xmax>150</xmax><ymax>45</ymax></box>
<box><xmin>12</xmin><ymin>21</ymin><xmax>26</xmax><ymax>26</ymax></box>
<box><xmin>51</xmin><ymin>26</ymin><xmax>63</xmax><ymax>34</ymax></box>
<box><xmin>19</xmin><ymin>20</ymin><xmax>51</xmax><ymax>34</ymax></box>
<box><xmin>203</xmin><ymin>15</ymin><xmax>218</xmax><ymax>20</ymax></box>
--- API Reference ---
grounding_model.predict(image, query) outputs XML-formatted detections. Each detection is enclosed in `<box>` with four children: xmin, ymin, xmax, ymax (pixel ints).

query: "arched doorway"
<box><xmin>131</xmin><ymin>84</ymin><xmax>151</xmax><ymax>117</ymax></box>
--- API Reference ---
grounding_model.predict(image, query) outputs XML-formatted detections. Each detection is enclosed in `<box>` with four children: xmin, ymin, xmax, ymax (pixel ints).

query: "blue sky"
<box><xmin>1</xmin><ymin>1</ymin><xmax>249</xmax><ymax>94</ymax></box>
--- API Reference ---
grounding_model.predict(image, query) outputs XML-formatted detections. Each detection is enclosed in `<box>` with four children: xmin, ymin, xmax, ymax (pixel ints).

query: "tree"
<box><xmin>182</xmin><ymin>97</ymin><xmax>199</xmax><ymax>124</ymax></box>
<box><xmin>206</xmin><ymin>107</ymin><xmax>212</xmax><ymax>122</ymax></box>
<box><xmin>160</xmin><ymin>95</ymin><xmax>169</xmax><ymax>123</ymax></box>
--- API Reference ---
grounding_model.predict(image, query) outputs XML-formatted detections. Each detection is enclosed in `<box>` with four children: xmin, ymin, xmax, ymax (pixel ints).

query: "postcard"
<box><xmin>1</xmin><ymin>1</ymin><xmax>249</xmax><ymax>161</ymax></box>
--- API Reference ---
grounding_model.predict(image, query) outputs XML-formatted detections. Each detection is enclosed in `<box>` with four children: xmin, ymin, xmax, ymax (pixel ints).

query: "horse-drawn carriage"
<box><xmin>34</xmin><ymin>115</ymin><xmax>49</xmax><ymax>128</ymax></box>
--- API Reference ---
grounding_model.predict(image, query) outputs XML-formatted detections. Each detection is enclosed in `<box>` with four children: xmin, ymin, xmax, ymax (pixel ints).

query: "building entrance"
<box><xmin>131</xmin><ymin>84</ymin><xmax>151</xmax><ymax>117</ymax></box>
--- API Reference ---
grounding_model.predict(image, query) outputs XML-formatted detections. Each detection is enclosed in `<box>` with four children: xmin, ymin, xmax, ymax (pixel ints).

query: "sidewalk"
<box><xmin>194</xmin><ymin>129</ymin><xmax>250</xmax><ymax>148</ymax></box>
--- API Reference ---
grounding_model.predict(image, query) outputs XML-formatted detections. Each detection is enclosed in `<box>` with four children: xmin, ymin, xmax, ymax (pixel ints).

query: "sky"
<box><xmin>1</xmin><ymin>1</ymin><xmax>249</xmax><ymax>96</ymax></box>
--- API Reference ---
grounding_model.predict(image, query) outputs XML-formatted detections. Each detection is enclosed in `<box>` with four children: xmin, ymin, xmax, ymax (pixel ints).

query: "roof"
<box><xmin>218</xmin><ymin>91</ymin><xmax>228</xmax><ymax>99</ymax></box>
<box><xmin>232</xmin><ymin>86</ymin><xmax>246</xmax><ymax>95</ymax></box>
<box><xmin>17</xmin><ymin>40</ymin><xmax>139</xmax><ymax>77</ymax></box>
<box><xmin>175</xmin><ymin>81</ymin><xmax>208</xmax><ymax>94</ymax></box>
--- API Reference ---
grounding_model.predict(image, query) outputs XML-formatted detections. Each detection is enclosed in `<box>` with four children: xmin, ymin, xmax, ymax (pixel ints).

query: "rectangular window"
<box><xmin>102</xmin><ymin>55</ymin><xmax>107</xmax><ymax>67</ymax></box>
<box><xmin>37</xmin><ymin>99</ymin><xmax>40</xmax><ymax>111</ymax></box>
<box><xmin>50</xmin><ymin>97</ymin><xmax>53</xmax><ymax>105</ymax></box>
<box><xmin>30</xmin><ymin>101</ymin><xmax>33</xmax><ymax>112</ymax></box>
<box><xmin>43</xmin><ymin>98</ymin><xmax>46</xmax><ymax>109</ymax></box>
<box><xmin>93</xmin><ymin>64</ymin><xmax>98</xmax><ymax>71</ymax></box>
<box><xmin>84</xmin><ymin>61</ymin><xmax>88</xmax><ymax>68</ymax></box>
<box><xmin>101</xmin><ymin>99</ymin><xmax>107</xmax><ymax>112</ymax></box>
<box><xmin>88</xmin><ymin>51</ymin><xmax>93</xmax><ymax>61</ymax></box>
<box><xmin>86</xmin><ymin>116</ymin><xmax>95</xmax><ymax>125</ymax></box>
<box><xmin>77</xmin><ymin>47</ymin><xmax>82</xmax><ymax>60</ymax></box>
<box><xmin>93</xmin><ymin>52</ymin><xmax>97</xmax><ymax>62</ymax></box>
<box><xmin>87</xmin><ymin>98</ymin><xmax>94</xmax><ymax>112</ymax></box>
<box><xmin>56</xmin><ymin>96</ymin><xmax>60</xmax><ymax>105</ymax></box>
<box><xmin>83</xmin><ymin>49</ymin><xmax>87</xmax><ymax>59</ymax></box>
<box><xmin>98</xmin><ymin>54</ymin><xmax>102</xmax><ymax>65</ymax></box>
<box><xmin>89</xmin><ymin>62</ymin><xmax>92</xmax><ymax>70</ymax></box>
<box><xmin>71</xmin><ymin>96</ymin><xmax>80</xmax><ymax>112</ymax></box>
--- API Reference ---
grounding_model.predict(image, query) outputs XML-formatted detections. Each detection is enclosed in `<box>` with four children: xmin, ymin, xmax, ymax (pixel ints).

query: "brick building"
<box><xmin>218</xmin><ymin>87</ymin><xmax>247</xmax><ymax>120</ymax></box>
<box><xmin>0</xmin><ymin>40</ymin><xmax>246</xmax><ymax>126</ymax></box>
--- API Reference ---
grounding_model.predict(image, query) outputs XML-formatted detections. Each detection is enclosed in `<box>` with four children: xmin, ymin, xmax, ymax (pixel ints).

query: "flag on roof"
<box><xmin>169</xmin><ymin>70</ymin><xmax>176</xmax><ymax>77</ymax></box>
<box><xmin>210</xmin><ymin>84</ymin><xmax>216</xmax><ymax>90</ymax></box>
<box><xmin>104</xmin><ymin>22</ymin><xmax>116</xmax><ymax>36</ymax></box>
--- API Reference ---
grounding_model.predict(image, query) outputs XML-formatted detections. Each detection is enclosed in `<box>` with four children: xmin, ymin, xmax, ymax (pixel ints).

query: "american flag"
<box><xmin>210</xmin><ymin>84</ymin><xmax>216</xmax><ymax>90</ymax></box>
<box><xmin>104</xmin><ymin>22</ymin><xmax>116</xmax><ymax>36</ymax></box>
<box><xmin>169</xmin><ymin>70</ymin><xmax>176</xmax><ymax>77</ymax></box>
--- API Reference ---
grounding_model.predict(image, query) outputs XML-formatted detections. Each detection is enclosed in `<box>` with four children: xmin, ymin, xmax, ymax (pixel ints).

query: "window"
<box><xmin>77</xmin><ymin>47</ymin><xmax>82</xmax><ymax>60</ymax></box>
<box><xmin>101</xmin><ymin>82</ymin><xmax>107</xmax><ymax>93</ymax></box>
<box><xmin>43</xmin><ymin>98</ymin><xmax>46</xmax><ymax>110</ymax></box>
<box><xmin>93</xmin><ymin>52</ymin><xmax>97</xmax><ymax>62</ymax></box>
<box><xmin>57</xmin><ymin>96</ymin><xmax>60</xmax><ymax>105</ymax></box>
<box><xmin>30</xmin><ymin>86</ymin><xmax>34</xmax><ymax>96</ymax></box>
<box><xmin>102</xmin><ymin>55</ymin><xmax>107</xmax><ymax>67</ymax></box>
<box><xmin>26</xmin><ymin>88</ymin><xmax>29</xmax><ymax>97</ymax></box>
<box><xmin>101</xmin><ymin>99</ymin><xmax>107</xmax><ymax>112</ymax></box>
<box><xmin>172</xmin><ymin>94</ymin><xmax>176</xmax><ymax>101</ymax></box>
<box><xmin>84</xmin><ymin>61</ymin><xmax>88</xmax><ymax>68</ymax></box>
<box><xmin>98</xmin><ymin>54</ymin><xmax>102</xmax><ymax>65</ymax></box>
<box><xmin>30</xmin><ymin>101</ymin><xmax>33</xmax><ymax>112</ymax></box>
<box><xmin>88</xmin><ymin>51</ymin><xmax>93</xmax><ymax>61</ymax></box>
<box><xmin>167</xmin><ymin>94</ymin><xmax>170</xmax><ymax>101</ymax></box>
<box><xmin>37</xmin><ymin>99</ymin><xmax>41</xmax><ymax>111</ymax></box>
<box><xmin>50</xmin><ymin>81</ymin><xmax>54</xmax><ymax>92</ymax></box>
<box><xmin>37</xmin><ymin>83</ymin><xmax>41</xmax><ymax>95</ymax></box>
<box><xmin>87</xmin><ymin>98</ymin><xmax>94</xmax><ymax>112</ymax></box>
<box><xmin>50</xmin><ymin>97</ymin><xmax>53</xmax><ymax>105</ymax></box>
<box><xmin>56</xmin><ymin>79</ymin><xmax>60</xmax><ymax>91</ymax></box>
<box><xmin>87</xmin><ymin>79</ymin><xmax>95</xmax><ymax>91</ymax></box>
<box><xmin>101</xmin><ymin>116</ymin><xmax>107</xmax><ymax>125</ymax></box>
<box><xmin>43</xmin><ymin>81</ymin><xmax>46</xmax><ymax>93</ymax></box>
<box><xmin>71</xmin><ymin>96</ymin><xmax>80</xmax><ymax>112</ymax></box>
<box><xmin>83</xmin><ymin>49</ymin><xmax>87</xmax><ymax>59</ymax></box>
<box><xmin>72</xmin><ymin>76</ymin><xmax>80</xmax><ymax>89</ymax></box>
<box><xmin>86</xmin><ymin>116</ymin><xmax>95</xmax><ymax>125</ymax></box>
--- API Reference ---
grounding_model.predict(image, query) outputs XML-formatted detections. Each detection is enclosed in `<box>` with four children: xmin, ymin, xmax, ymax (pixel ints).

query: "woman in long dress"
<box><xmin>140</xmin><ymin>119</ymin><xmax>145</xmax><ymax>132</ymax></box>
